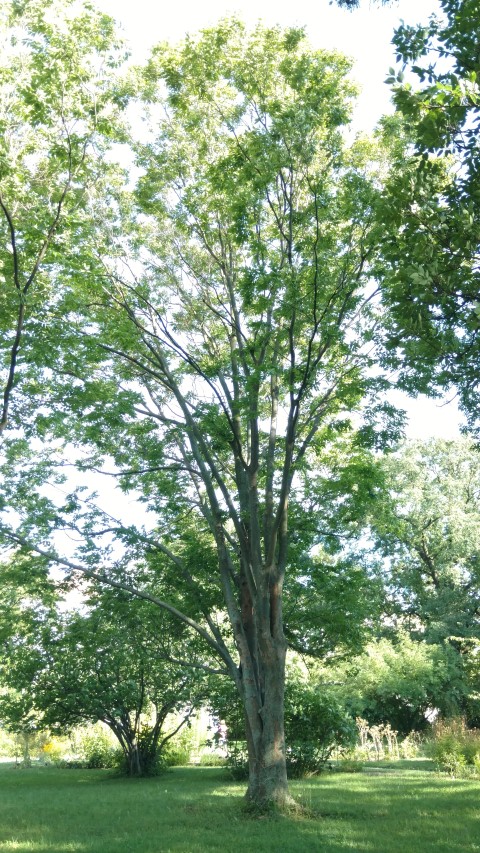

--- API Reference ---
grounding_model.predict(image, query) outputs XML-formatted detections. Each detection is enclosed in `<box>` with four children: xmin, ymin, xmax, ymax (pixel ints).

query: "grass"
<box><xmin>0</xmin><ymin>760</ymin><xmax>479</xmax><ymax>852</ymax></box>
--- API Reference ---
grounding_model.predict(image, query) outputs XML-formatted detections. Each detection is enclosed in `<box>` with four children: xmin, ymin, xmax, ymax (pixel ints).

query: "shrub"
<box><xmin>286</xmin><ymin>741</ymin><xmax>333</xmax><ymax>778</ymax></box>
<box><xmin>427</xmin><ymin>719</ymin><xmax>480</xmax><ymax>776</ymax></box>
<box><xmin>196</xmin><ymin>752</ymin><xmax>227</xmax><ymax>767</ymax></box>
<box><xmin>224</xmin><ymin>741</ymin><xmax>249</xmax><ymax>780</ymax></box>
<box><xmin>63</xmin><ymin>725</ymin><xmax>118</xmax><ymax>770</ymax></box>
<box><xmin>81</xmin><ymin>732</ymin><xmax>117</xmax><ymax>769</ymax></box>
<box><xmin>162</xmin><ymin>728</ymin><xmax>196</xmax><ymax>767</ymax></box>
<box><xmin>41</xmin><ymin>736</ymin><xmax>72</xmax><ymax>765</ymax></box>
<box><xmin>399</xmin><ymin>731</ymin><xmax>423</xmax><ymax>759</ymax></box>
<box><xmin>285</xmin><ymin>684</ymin><xmax>357</xmax><ymax>775</ymax></box>
<box><xmin>0</xmin><ymin>727</ymin><xmax>15</xmax><ymax>758</ymax></box>
<box><xmin>335</xmin><ymin>758</ymin><xmax>363</xmax><ymax>773</ymax></box>
<box><xmin>218</xmin><ymin>681</ymin><xmax>357</xmax><ymax>780</ymax></box>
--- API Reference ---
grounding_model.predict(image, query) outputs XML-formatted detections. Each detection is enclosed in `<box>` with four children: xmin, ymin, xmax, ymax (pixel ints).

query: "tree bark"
<box><xmin>238</xmin><ymin>621</ymin><xmax>294</xmax><ymax>809</ymax></box>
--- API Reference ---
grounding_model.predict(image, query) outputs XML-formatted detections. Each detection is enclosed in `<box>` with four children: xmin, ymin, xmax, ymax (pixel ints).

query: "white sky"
<box><xmin>94</xmin><ymin>0</ymin><xmax>462</xmax><ymax>442</ymax></box>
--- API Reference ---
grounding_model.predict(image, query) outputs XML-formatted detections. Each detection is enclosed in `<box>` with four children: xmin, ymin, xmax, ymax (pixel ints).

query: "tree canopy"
<box><xmin>380</xmin><ymin>0</ymin><xmax>480</xmax><ymax>430</ymax></box>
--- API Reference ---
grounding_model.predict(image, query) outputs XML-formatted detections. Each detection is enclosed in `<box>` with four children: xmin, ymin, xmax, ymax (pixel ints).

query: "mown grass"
<box><xmin>0</xmin><ymin>760</ymin><xmax>479</xmax><ymax>853</ymax></box>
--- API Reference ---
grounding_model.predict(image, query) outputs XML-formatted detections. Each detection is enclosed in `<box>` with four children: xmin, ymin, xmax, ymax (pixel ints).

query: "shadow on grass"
<box><xmin>0</xmin><ymin>763</ymin><xmax>479</xmax><ymax>853</ymax></box>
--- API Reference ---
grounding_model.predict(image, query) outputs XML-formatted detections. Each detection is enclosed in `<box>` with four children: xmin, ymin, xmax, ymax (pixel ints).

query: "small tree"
<box><xmin>3</xmin><ymin>589</ymin><xmax>211</xmax><ymax>777</ymax></box>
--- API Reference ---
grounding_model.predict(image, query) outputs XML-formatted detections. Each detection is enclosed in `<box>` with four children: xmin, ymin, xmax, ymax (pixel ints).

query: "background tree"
<box><xmin>332</xmin><ymin>633</ymin><xmax>462</xmax><ymax>733</ymax></box>
<box><xmin>363</xmin><ymin>438</ymin><xmax>480</xmax><ymax>723</ymax></box>
<box><xmin>0</xmin><ymin>580</ymin><xmax>213</xmax><ymax>776</ymax></box>
<box><xmin>41</xmin><ymin>595</ymin><xmax>211</xmax><ymax>776</ymax></box>
<box><xmin>380</xmin><ymin>0</ymin><xmax>480</xmax><ymax>430</ymax></box>
<box><xmin>0</xmin><ymin>0</ymin><xmax>125</xmax><ymax>436</ymax></box>
<box><xmin>0</xmin><ymin>554</ymin><xmax>56</xmax><ymax>765</ymax></box>
<box><xmin>0</xmin><ymin>19</ymin><xmax>400</xmax><ymax>808</ymax></box>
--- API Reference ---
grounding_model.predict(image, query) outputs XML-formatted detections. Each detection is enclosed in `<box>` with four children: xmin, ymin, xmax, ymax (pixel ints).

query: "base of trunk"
<box><xmin>244</xmin><ymin>764</ymin><xmax>298</xmax><ymax>814</ymax></box>
<box><xmin>243</xmin><ymin>787</ymin><xmax>300</xmax><ymax>815</ymax></box>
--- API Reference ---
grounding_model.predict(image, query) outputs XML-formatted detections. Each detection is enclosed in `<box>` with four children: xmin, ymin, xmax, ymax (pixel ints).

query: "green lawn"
<box><xmin>0</xmin><ymin>761</ymin><xmax>478</xmax><ymax>853</ymax></box>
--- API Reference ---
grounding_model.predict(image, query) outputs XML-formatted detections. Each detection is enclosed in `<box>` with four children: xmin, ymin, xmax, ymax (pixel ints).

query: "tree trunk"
<box><xmin>239</xmin><ymin>633</ymin><xmax>295</xmax><ymax>810</ymax></box>
<box><xmin>21</xmin><ymin>733</ymin><xmax>32</xmax><ymax>767</ymax></box>
<box><xmin>126</xmin><ymin>742</ymin><xmax>142</xmax><ymax>776</ymax></box>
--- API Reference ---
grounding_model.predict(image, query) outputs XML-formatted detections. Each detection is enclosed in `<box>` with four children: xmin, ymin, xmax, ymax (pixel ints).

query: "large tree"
<box><xmin>370</xmin><ymin>438</ymin><xmax>480</xmax><ymax>647</ymax></box>
<box><xmin>0</xmin><ymin>0</ymin><xmax>125</xmax><ymax>435</ymax></box>
<box><xmin>379</xmin><ymin>0</ymin><xmax>480</xmax><ymax>429</ymax></box>
<box><xmin>0</xmin><ymin>19</ymin><xmax>398</xmax><ymax>808</ymax></box>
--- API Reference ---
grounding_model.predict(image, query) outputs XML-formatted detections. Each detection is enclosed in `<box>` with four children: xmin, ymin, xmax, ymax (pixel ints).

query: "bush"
<box><xmin>80</xmin><ymin>730</ymin><xmax>117</xmax><ymax>769</ymax></box>
<box><xmin>427</xmin><ymin>719</ymin><xmax>480</xmax><ymax>776</ymax></box>
<box><xmin>399</xmin><ymin>731</ymin><xmax>423</xmax><ymax>759</ymax></box>
<box><xmin>60</xmin><ymin>725</ymin><xmax>118</xmax><ymax>770</ymax></box>
<box><xmin>286</xmin><ymin>741</ymin><xmax>332</xmax><ymax>778</ymax></box>
<box><xmin>285</xmin><ymin>684</ymin><xmax>357</xmax><ymax>775</ymax></box>
<box><xmin>196</xmin><ymin>752</ymin><xmax>227</xmax><ymax>767</ymax></box>
<box><xmin>41</xmin><ymin>736</ymin><xmax>72</xmax><ymax>765</ymax></box>
<box><xmin>224</xmin><ymin>741</ymin><xmax>249</xmax><ymax>780</ymax></box>
<box><xmin>335</xmin><ymin>758</ymin><xmax>363</xmax><ymax>773</ymax></box>
<box><xmin>216</xmin><ymin>678</ymin><xmax>357</xmax><ymax>780</ymax></box>
<box><xmin>162</xmin><ymin>728</ymin><xmax>195</xmax><ymax>767</ymax></box>
<box><xmin>0</xmin><ymin>727</ymin><xmax>15</xmax><ymax>758</ymax></box>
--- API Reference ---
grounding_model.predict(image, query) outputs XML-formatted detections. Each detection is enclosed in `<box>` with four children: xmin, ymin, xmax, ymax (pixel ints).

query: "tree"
<box><xmin>361</xmin><ymin>438</ymin><xmax>480</xmax><ymax>723</ymax></box>
<box><xmin>379</xmin><ymin>0</ymin><xmax>480</xmax><ymax>429</ymax></box>
<box><xmin>207</xmin><ymin>657</ymin><xmax>357</xmax><ymax>777</ymax></box>
<box><xmin>38</xmin><ymin>595</ymin><xmax>210</xmax><ymax>776</ymax></box>
<box><xmin>370</xmin><ymin>439</ymin><xmax>480</xmax><ymax>644</ymax></box>
<box><xmin>0</xmin><ymin>554</ymin><xmax>56</xmax><ymax>765</ymax></box>
<box><xmin>0</xmin><ymin>578</ymin><xmax>212</xmax><ymax>776</ymax></box>
<box><xmin>333</xmin><ymin>633</ymin><xmax>462</xmax><ymax>733</ymax></box>
<box><xmin>0</xmin><ymin>0</ymin><xmax>125</xmax><ymax>435</ymax></box>
<box><xmin>0</xmin><ymin>20</ymin><xmax>398</xmax><ymax>808</ymax></box>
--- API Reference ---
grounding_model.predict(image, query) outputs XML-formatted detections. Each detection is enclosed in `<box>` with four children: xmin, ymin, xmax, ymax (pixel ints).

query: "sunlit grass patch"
<box><xmin>0</xmin><ymin>762</ymin><xmax>479</xmax><ymax>853</ymax></box>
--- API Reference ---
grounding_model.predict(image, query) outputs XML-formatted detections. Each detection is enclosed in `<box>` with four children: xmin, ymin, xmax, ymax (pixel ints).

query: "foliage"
<box><xmin>161</xmin><ymin>725</ymin><xmax>196</xmax><ymax>767</ymax></box>
<box><xmin>427</xmin><ymin>718</ymin><xmax>480</xmax><ymax>777</ymax></box>
<box><xmin>333</xmin><ymin>633</ymin><xmax>459</xmax><ymax>734</ymax></box>
<box><xmin>212</xmin><ymin>662</ymin><xmax>356</xmax><ymax>778</ymax></box>
<box><xmin>369</xmin><ymin>438</ymin><xmax>480</xmax><ymax>649</ymax></box>
<box><xmin>0</xmin><ymin>715</ymin><xmax>50</xmax><ymax>765</ymax></box>
<box><xmin>47</xmin><ymin>725</ymin><xmax>121</xmax><ymax>770</ymax></box>
<box><xmin>398</xmin><ymin>731</ymin><xmax>423</xmax><ymax>760</ymax></box>
<box><xmin>0</xmin><ymin>557</ymin><xmax>56</xmax><ymax>764</ymax></box>
<box><xmin>282</xmin><ymin>432</ymin><xmax>389</xmax><ymax>659</ymax></box>
<box><xmin>380</xmin><ymin>0</ymin><xmax>480</xmax><ymax>430</ymax></box>
<box><xmin>0</xmin><ymin>725</ymin><xmax>14</xmax><ymax>756</ymax></box>
<box><xmin>284</xmin><ymin>679</ymin><xmax>356</xmax><ymax>775</ymax></box>
<box><xmin>75</xmin><ymin>726</ymin><xmax>118</xmax><ymax>770</ymax></box>
<box><xmin>334</xmin><ymin>758</ymin><xmax>364</xmax><ymax>773</ymax></box>
<box><xmin>0</xmin><ymin>578</ymin><xmax>209</xmax><ymax>776</ymax></box>
<box><xmin>362</xmin><ymin>438</ymin><xmax>480</xmax><ymax>723</ymax></box>
<box><xmin>355</xmin><ymin>717</ymin><xmax>400</xmax><ymax>760</ymax></box>
<box><xmin>0</xmin><ymin>0</ymin><xmax>126</xmax><ymax>435</ymax></box>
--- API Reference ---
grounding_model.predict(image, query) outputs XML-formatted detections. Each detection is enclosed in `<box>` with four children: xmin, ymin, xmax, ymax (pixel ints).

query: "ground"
<box><xmin>0</xmin><ymin>761</ymin><xmax>478</xmax><ymax>852</ymax></box>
